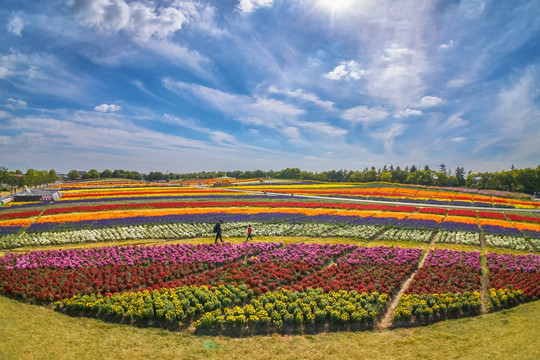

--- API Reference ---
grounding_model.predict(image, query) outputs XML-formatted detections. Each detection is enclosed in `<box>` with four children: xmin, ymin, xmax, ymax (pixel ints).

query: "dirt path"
<box><xmin>480</xmin><ymin>265</ymin><xmax>491</xmax><ymax>314</ymax></box>
<box><xmin>375</xmin><ymin>249</ymin><xmax>430</xmax><ymax>330</ymax></box>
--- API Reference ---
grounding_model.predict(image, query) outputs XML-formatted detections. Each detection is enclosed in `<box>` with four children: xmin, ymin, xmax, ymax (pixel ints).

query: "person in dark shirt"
<box><xmin>213</xmin><ymin>220</ymin><xmax>224</xmax><ymax>243</ymax></box>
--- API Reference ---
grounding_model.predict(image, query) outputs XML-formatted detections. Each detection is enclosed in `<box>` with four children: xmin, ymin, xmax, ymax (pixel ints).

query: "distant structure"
<box><xmin>14</xmin><ymin>189</ymin><xmax>62</xmax><ymax>202</ymax></box>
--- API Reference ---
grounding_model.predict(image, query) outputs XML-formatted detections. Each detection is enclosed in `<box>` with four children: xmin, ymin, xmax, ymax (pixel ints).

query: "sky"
<box><xmin>1</xmin><ymin>0</ymin><xmax>539</xmax><ymax>174</ymax></box>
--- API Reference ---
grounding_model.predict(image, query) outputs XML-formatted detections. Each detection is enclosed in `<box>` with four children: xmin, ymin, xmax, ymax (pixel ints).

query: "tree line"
<box><xmin>174</xmin><ymin>164</ymin><xmax>540</xmax><ymax>194</ymax></box>
<box><xmin>0</xmin><ymin>167</ymin><xmax>58</xmax><ymax>189</ymax></box>
<box><xmin>2</xmin><ymin>164</ymin><xmax>539</xmax><ymax>195</ymax></box>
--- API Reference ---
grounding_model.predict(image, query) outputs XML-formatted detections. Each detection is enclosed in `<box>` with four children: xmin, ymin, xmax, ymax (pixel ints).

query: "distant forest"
<box><xmin>1</xmin><ymin>165</ymin><xmax>539</xmax><ymax>195</ymax></box>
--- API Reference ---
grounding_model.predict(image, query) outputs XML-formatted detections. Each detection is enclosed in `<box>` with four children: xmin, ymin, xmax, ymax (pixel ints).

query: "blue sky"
<box><xmin>1</xmin><ymin>0</ymin><xmax>539</xmax><ymax>174</ymax></box>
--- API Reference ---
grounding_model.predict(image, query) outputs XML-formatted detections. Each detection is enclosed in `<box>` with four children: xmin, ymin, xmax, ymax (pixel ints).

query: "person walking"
<box><xmin>213</xmin><ymin>220</ymin><xmax>224</xmax><ymax>243</ymax></box>
<box><xmin>245</xmin><ymin>224</ymin><xmax>253</xmax><ymax>242</ymax></box>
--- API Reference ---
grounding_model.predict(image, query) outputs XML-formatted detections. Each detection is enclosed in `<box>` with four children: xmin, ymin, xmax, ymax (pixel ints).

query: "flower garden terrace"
<box><xmin>227</xmin><ymin>182</ymin><xmax>540</xmax><ymax>210</ymax></box>
<box><xmin>0</xmin><ymin>182</ymin><xmax>539</xmax><ymax>251</ymax></box>
<box><xmin>0</xmin><ymin>241</ymin><xmax>538</xmax><ymax>335</ymax></box>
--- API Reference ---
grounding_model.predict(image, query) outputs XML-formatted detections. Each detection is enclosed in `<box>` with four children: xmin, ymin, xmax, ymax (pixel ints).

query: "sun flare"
<box><xmin>320</xmin><ymin>0</ymin><xmax>354</xmax><ymax>12</ymax></box>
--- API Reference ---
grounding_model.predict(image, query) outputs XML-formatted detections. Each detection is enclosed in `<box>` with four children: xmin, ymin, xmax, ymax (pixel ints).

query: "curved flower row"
<box><xmin>58</xmin><ymin>286</ymin><xmax>388</xmax><ymax>331</ymax></box>
<box><xmin>232</xmin><ymin>184</ymin><xmax>540</xmax><ymax>209</ymax></box>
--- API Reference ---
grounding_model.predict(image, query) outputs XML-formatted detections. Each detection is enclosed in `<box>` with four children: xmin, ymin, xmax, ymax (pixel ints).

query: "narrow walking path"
<box><xmin>375</xmin><ymin>249</ymin><xmax>430</xmax><ymax>330</ymax></box>
<box><xmin>480</xmin><ymin>262</ymin><xmax>491</xmax><ymax>315</ymax></box>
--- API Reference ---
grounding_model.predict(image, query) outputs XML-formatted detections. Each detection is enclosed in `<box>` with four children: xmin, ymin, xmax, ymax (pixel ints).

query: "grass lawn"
<box><xmin>1</xmin><ymin>236</ymin><xmax>539</xmax><ymax>359</ymax></box>
<box><xmin>0</xmin><ymin>295</ymin><xmax>538</xmax><ymax>360</ymax></box>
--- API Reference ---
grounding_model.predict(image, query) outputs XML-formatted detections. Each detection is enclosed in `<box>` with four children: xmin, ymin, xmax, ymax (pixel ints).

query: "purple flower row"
<box><xmin>248</xmin><ymin>242</ymin><xmax>357</xmax><ymax>265</ymax></box>
<box><xmin>439</xmin><ymin>222</ymin><xmax>480</xmax><ymax>232</ymax></box>
<box><xmin>395</xmin><ymin>218</ymin><xmax>440</xmax><ymax>230</ymax></box>
<box><xmin>0</xmin><ymin>242</ymin><xmax>282</xmax><ymax>270</ymax></box>
<box><xmin>486</xmin><ymin>252</ymin><xmax>540</xmax><ymax>273</ymax></box>
<box><xmin>0</xmin><ymin>242</ymin><xmax>425</xmax><ymax>270</ymax></box>
<box><xmin>337</xmin><ymin>246</ymin><xmax>422</xmax><ymax>266</ymax></box>
<box><xmin>0</xmin><ymin>226</ymin><xmax>22</xmax><ymax>236</ymax></box>
<box><xmin>481</xmin><ymin>225</ymin><xmax>522</xmax><ymax>236</ymax></box>
<box><xmin>424</xmin><ymin>249</ymin><xmax>481</xmax><ymax>270</ymax></box>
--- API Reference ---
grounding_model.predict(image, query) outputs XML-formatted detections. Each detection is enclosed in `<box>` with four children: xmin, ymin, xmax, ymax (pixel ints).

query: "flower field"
<box><xmin>1</xmin><ymin>181</ymin><xmax>540</xmax><ymax>250</ymax></box>
<box><xmin>0</xmin><ymin>180</ymin><xmax>539</xmax><ymax>334</ymax></box>
<box><xmin>231</xmin><ymin>182</ymin><xmax>540</xmax><ymax>210</ymax></box>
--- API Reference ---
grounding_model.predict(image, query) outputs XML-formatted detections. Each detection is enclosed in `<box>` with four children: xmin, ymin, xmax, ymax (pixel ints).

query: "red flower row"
<box><xmin>0</xmin><ymin>210</ymin><xmax>41</xmax><ymax>220</ymax></box>
<box><xmin>405</xmin><ymin>265</ymin><xmax>481</xmax><ymax>295</ymax></box>
<box><xmin>282</xmin><ymin>262</ymin><xmax>417</xmax><ymax>296</ymax></box>
<box><xmin>447</xmin><ymin>209</ymin><xmax>477</xmax><ymax>217</ymax></box>
<box><xmin>506</xmin><ymin>214</ymin><xmax>540</xmax><ymax>224</ymax></box>
<box><xmin>0</xmin><ymin>262</ymin><xmax>212</xmax><ymax>301</ymax></box>
<box><xmin>489</xmin><ymin>269</ymin><xmax>540</xmax><ymax>299</ymax></box>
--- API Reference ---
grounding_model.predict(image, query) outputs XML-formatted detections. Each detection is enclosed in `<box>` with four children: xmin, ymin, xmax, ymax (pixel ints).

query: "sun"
<box><xmin>320</xmin><ymin>0</ymin><xmax>354</xmax><ymax>12</ymax></box>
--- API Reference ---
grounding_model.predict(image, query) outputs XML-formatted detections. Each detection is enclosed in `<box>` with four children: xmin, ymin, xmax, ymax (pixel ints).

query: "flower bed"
<box><xmin>378</xmin><ymin>228</ymin><xmax>434</xmax><ymax>243</ymax></box>
<box><xmin>486</xmin><ymin>252</ymin><xmax>540</xmax><ymax>308</ymax></box>
<box><xmin>484</xmin><ymin>235</ymin><xmax>533</xmax><ymax>251</ymax></box>
<box><xmin>434</xmin><ymin>231</ymin><xmax>479</xmax><ymax>246</ymax></box>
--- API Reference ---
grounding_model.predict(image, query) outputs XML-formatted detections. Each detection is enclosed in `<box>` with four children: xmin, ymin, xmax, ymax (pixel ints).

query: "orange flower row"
<box><xmin>442</xmin><ymin>216</ymin><xmax>478</xmax><ymax>225</ymax></box>
<box><xmin>405</xmin><ymin>213</ymin><xmax>445</xmax><ymax>223</ymax></box>
<box><xmin>478</xmin><ymin>219</ymin><xmax>514</xmax><ymax>229</ymax></box>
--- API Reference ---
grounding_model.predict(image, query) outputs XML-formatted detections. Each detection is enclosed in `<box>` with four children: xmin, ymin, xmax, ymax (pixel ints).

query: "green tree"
<box><xmin>380</xmin><ymin>171</ymin><xmax>393</xmax><ymax>183</ymax></box>
<box><xmin>67</xmin><ymin>170</ymin><xmax>80</xmax><ymax>180</ymax></box>
<box><xmin>100</xmin><ymin>169</ymin><xmax>112</xmax><ymax>178</ymax></box>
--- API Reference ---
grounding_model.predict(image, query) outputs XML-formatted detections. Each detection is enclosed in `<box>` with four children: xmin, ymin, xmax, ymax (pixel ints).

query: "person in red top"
<box><xmin>245</xmin><ymin>224</ymin><xmax>253</xmax><ymax>242</ymax></box>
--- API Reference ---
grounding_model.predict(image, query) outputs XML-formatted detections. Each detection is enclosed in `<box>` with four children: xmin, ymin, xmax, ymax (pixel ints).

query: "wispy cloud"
<box><xmin>268</xmin><ymin>86</ymin><xmax>336</xmax><ymax>110</ymax></box>
<box><xmin>341</xmin><ymin>106</ymin><xmax>389</xmax><ymax>123</ymax></box>
<box><xmin>325</xmin><ymin>60</ymin><xmax>364</xmax><ymax>81</ymax></box>
<box><xmin>237</xmin><ymin>0</ymin><xmax>274</xmax><ymax>14</ymax></box>
<box><xmin>94</xmin><ymin>104</ymin><xmax>121</xmax><ymax>112</ymax></box>
<box><xmin>8</xmin><ymin>15</ymin><xmax>24</xmax><ymax>36</ymax></box>
<box><xmin>394</xmin><ymin>109</ymin><xmax>422</xmax><ymax>118</ymax></box>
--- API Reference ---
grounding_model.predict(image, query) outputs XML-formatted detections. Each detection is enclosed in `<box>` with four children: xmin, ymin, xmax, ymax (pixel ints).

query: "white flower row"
<box><xmin>484</xmin><ymin>234</ymin><xmax>533</xmax><ymax>251</ymax></box>
<box><xmin>0</xmin><ymin>222</ymin><xmax>386</xmax><ymax>249</ymax></box>
<box><xmin>378</xmin><ymin>228</ymin><xmax>434</xmax><ymax>243</ymax></box>
<box><xmin>528</xmin><ymin>238</ymin><xmax>540</xmax><ymax>252</ymax></box>
<box><xmin>435</xmin><ymin>231</ymin><xmax>480</xmax><ymax>246</ymax></box>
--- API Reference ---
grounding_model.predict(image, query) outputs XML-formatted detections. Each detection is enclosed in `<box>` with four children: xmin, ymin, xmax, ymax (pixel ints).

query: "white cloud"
<box><xmin>69</xmin><ymin>0</ymin><xmax>201</xmax><ymax>42</ymax></box>
<box><xmin>268</xmin><ymin>86</ymin><xmax>335</xmax><ymax>110</ymax></box>
<box><xmin>325</xmin><ymin>61</ymin><xmax>364</xmax><ymax>81</ymax></box>
<box><xmin>0</xmin><ymin>110</ymin><xmax>13</xmax><ymax>119</ymax></box>
<box><xmin>162</xmin><ymin>114</ymin><xmax>209</xmax><ymax>133</ymax></box>
<box><xmin>371</xmin><ymin>123</ymin><xmax>405</xmax><ymax>153</ymax></box>
<box><xmin>237</xmin><ymin>0</ymin><xmax>273</xmax><ymax>13</ymax></box>
<box><xmin>380</xmin><ymin>45</ymin><xmax>413</xmax><ymax>62</ymax></box>
<box><xmin>296</xmin><ymin>120</ymin><xmax>347</xmax><ymax>138</ymax></box>
<box><xmin>4</xmin><ymin>98</ymin><xmax>28</xmax><ymax>110</ymax></box>
<box><xmin>439</xmin><ymin>40</ymin><xmax>454</xmax><ymax>50</ymax></box>
<box><xmin>446</xmin><ymin>79</ymin><xmax>469</xmax><ymax>88</ymax></box>
<box><xmin>163</xmin><ymin>79</ymin><xmax>304</xmax><ymax>127</ymax></box>
<box><xmin>444</xmin><ymin>112</ymin><xmax>468</xmax><ymax>129</ymax></box>
<box><xmin>458</xmin><ymin>0</ymin><xmax>486</xmax><ymax>19</ymax></box>
<box><xmin>485</xmin><ymin>66</ymin><xmax>540</xmax><ymax>160</ymax></box>
<box><xmin>394</xmin><ymin>109</ymin><xmax>422</xmax><ymax>118</ymax></box>
<box><xmin>421</xmin><ymin>96</ymin><xmax>443</xmax><ymax>107</ymax></box>
<box><xmin>341</xmin><ymin>106</ymin><xmax>388</xmax><ymax>123</ymax></box>
<box><xmin>210</xmin><ymin>131</ymin><xmax>236</xmax><ymax>144</ymax></box>
<box><xmin>281</xmin><ymin>126</ymin><xmax>301</xmax><ymax>139</ymax></box>
<box><xmin>450</xmin><ymin>137</ymin><xmax>466</xmax><ymax>142</ymax></box>
<box><xmin>8</xmin><ymin>16</ymin><xmax>24</xmax><ymax>36</ymax></box>
<box><xmin>94</xmin><ymin>104</ymin><xmax>122</xmax><ymax>112</ymax></box>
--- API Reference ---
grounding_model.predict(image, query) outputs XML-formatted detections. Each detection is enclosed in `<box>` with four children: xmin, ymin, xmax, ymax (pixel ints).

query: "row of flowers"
<box><xmin>4</xmin><ymin>204</ymin><xmax>537</xmax><ymax>241</ymax></box>
<box><xmin>0</xmin><ymin>220</ymin><xmax>536</xmax><ymax>252</ymax></box>
<box><xmin>2</xmin><ymin>241</ymin><xmax>538</xmax><ymax>332</ymax></box>
<box><xmin>393</xmin><ymin>292</ymin><xmax>481</xmax><ymax>323</ymax></box>
<box><xmin>0</xmin><ymin>243</ymin><xmax>423</xmax><ymax>302</ymax></box>
<box><xmin>232</xmin><ymin>184</ymin><xmax>539</xmax><ymax>209</ymax></box>
<box><xmin>57</xmin><ymin>286</ymin><xmax>388</xmax><ymax>332</ymax></box>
